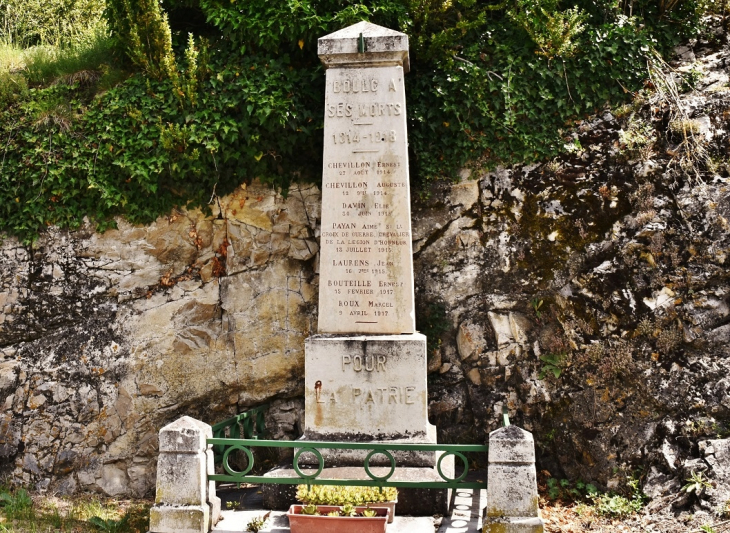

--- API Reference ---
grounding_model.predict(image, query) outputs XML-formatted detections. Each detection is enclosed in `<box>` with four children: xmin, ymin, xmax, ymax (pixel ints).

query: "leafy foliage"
<box><xmin>538</xmin><ymin>352</ymin><xmax>568</xmax><ymax>379</ymax></box>
<box><xmin>682</xmin><ymin>470</ymin><xmax>713</xmax><ymax>494</ymax></box>
<box><xmin>544</xmin><ymin>474</ymin><xmax>647</xmax><ymax>517</ymax></box>
<box><xmin>508</xmin><ymin>0</ymin><xmax>587</xmax><ymax>59</ymax></box>
<box><xmin>545</xmin><ymin>477</ymin><xmax>598</xmax><ymax>501</ymax></box>
<box><xmin>296</xmin><ymin>484</ymin><xmax>397</xmax><ymax>506</ymax></box>
<box><xmin>0</xmin><ymin>0</ymin><xmax>105</xmax><ymax>46</ymax></box>
<box><xmin>105</xmin><ymin>0</ymin><xmax>181</xmax><ymax>84</ymax></box>
<box><xmin>89</xmin><ymin>515</ymin><xmax>129</xmax><ymax>532</ymax></box>
<box><xmin>0</xmin><ymin>488</ymin><xmax>33</xmax><ymax>521</ymax></box>
<box><xmin>416</xmin><ymin>301</ymin><xmax>450</xmax><ymax>357</ymax></box>
<box><xmin>246</xmin><ymin>512</ymin><xmax>270</xmax><ymax>533</ymax></box>
<box><xmin>0</xmin><ymin>0</ymin><xmax>718</xmax><ymax>241</ymax></box>
<box><xmin>591</xmin><ymin>475</ymin><xmax>648</xmax><ymax>517</ymax></box>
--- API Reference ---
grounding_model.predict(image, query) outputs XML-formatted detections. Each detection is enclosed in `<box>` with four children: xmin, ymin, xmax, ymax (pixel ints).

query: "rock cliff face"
<box><xmin>0</xmin><ymin>183</ymin><xmax>319</xmax><ymax>496</ymax></box>
<box><xmin>413</xmin><ymin>32</ymin><xmax>730</xmax><ymax>516</ymax></box>
<box><xmin>0</xmin><ymin>31</ymin><xmax>728</xmax><ymax>516</ymax></box>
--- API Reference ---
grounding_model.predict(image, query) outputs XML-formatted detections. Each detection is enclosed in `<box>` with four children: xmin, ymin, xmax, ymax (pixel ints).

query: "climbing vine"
<box><xmin>0</xmin><ymin>0</ymin><xmax>713</xmax><ymax>242</ymax></box>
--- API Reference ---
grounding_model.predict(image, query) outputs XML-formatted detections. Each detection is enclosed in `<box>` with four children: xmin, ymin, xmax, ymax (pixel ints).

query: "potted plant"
<box><xmin>295</xmin><ymin>484</ymin><xmax>398</xmax><ymax>523</ymax></box>
<box><xmin>287</xmin><ymin>502</ymin><xmax>389</xmax><ymax>533</ymax></box>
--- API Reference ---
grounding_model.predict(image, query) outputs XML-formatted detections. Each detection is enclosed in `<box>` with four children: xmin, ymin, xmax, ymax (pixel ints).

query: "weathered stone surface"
<box><xmin>413</xmin><ymin>33</ymin><xmax>730</xmax><ymax>518</ymax></box>
<box><xmin>699</xmin><ymin>438</ymin><xmax>730</xmax><ymax>514</ymax></box>
<box><xmin>303</xmin><ymin>334</ymin><xmax>432</xmax><ymax>441</ymax></box>
<box><xmin>317</xmin><ymin>22</ymin><xmax>415</xmax><ymax>334</ymax></box>
<box><xmin>0</xmin><ymin>180</ymin><xmax>318</xmax><ymax>496</ymax></box>
<box><xmin>456</xmin><ymin>321</ymin><xmax>486</xmax><ymax>361</ymax></box>
<box><xmin>485</xmin><ymin>426</ymin><xmax>543</xmax><ymax>533</ymax></box>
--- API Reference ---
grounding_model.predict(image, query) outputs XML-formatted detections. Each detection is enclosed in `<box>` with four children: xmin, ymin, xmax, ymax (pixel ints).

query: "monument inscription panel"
<box><xmin>304</xmin><ymin>335</ymin><xmax>430</xmax><ymax>439</ymax></box>
<box><xmin>318</xmin><ymin>65</ymin><xmax>415</xmax><ymax>334</ymax></box>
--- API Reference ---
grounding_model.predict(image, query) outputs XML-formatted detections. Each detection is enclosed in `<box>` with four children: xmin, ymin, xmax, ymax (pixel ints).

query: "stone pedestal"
<box><xmin>304</xmin><ymin>334</ymin><xmax>433</xmax><ymax>452</ymax></box>
<box><xmin>149</xmin><ymin>416</ymin><xmax>221</xmax><ymax>533</ymax></box>
<box><xmin>483</xmin><ymin>425</ymin><xmax>544</xmax><ymax>533</ymax></box>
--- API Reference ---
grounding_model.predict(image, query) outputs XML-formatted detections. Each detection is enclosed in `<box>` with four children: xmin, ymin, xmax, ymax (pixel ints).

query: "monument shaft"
<box><xmin>304</xmin><ymin>20</ymin><xmax>433</xmax><ymax>449</ymax></box>
<box><xmin>318</xmin><ymin>60</ymin><xmax>415</xmax><ymax>334</ymax></box>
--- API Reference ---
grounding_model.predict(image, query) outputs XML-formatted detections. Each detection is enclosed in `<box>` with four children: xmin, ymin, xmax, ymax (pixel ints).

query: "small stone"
<box><xmin>97</xmin><ymin>464</ymin><xmax>129</xmax><ymax>496</ymax></box>
<box><xmin>456</xmin><ymin>321</ymin><xmax>486</xmax><ymax>360</ymax></box>
<box><xmin>661</xmin><ymin>439</ymin><xmax>680</xmax><ymax>470</ymax></box>
<box><xmin>0</xmin><ymin>361</ymin><xmax>19</xmax><ymax>395</ymax></box>
<box><xmin>138</xmin><ymin>383</ymin><xmax>164</xmax><ymax>396</ymax></box>
<box><xmin>27</xmin><ymin>394</ymin><xmax>46</xmax><ymax>409</ymax></box>
<box><xmin>288</xmin><ymin>238</ymin><xmax>318</xmax><ymax>261</ymax></box>
<box><xmin>466</xmin><ymin>368</ymin><xmax>482</xmax><ymax>386</ymax></box>
<box><xmin>488</xmin><ymin>312</ymin><xmax>514</xmax><ymax>346</ymax></box>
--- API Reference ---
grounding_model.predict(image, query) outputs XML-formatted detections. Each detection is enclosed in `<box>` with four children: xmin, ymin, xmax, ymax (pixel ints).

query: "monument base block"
<box><xmin>261</xmin><ymin>463</ymin><xmax>453</xmax><ymax>515</ymax></box>
<box><xmin>299</xmin><ymin>424</ymin><xmax>438</xmax><ymax>467</ymax></box>
<box><xmin>149</xmin><ymin>504</ymin><xmax>210</xmax><ymax>533</ymax></box>
<box><xmin>304</xmin><ymin>334</ymin><xmax>433</xmax><ymax>442</ymax></box>
<box><xmin>483</xmin><ymin>517</ymin><xmax>545</xmax><ymax>533</ymax></box>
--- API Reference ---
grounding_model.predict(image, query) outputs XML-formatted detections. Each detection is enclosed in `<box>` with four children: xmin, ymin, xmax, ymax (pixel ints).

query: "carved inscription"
<box><xmin>318</xmin><ymin>64</ymin><xmax>415</xmax><ymax>334</ymax></box>
<box><xmin>315</xmin><ymin>386</ymin><xmax>416</xmax><ymax>405</ymax></box>
<box><xmin>311</xmin><ymin>354</ymin><xmax>418</xmax><ymax>407</ymax></box>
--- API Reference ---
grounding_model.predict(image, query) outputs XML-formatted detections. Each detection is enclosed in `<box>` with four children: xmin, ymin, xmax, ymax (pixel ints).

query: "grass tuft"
<box><xmin>22</xmin><ymin>25</ymin><xmax>116</xmax><ymax>87</ymax></box>
<box><xmin>0</xmin><ymin>486</ymin><xmax>150</xmax><ymax>533</ymax></box>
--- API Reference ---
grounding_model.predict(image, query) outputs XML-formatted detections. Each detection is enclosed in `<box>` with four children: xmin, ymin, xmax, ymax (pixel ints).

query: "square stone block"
<box><xmin>155</xmin><ymin>452</ymin><xmax>207</xmax><ymax>506</ymax></box>
<box><xmin>149</xmin><ymin>504</ymin><xmax>209</xmax><ymax>533</ymax></box>
<box><xmin>486</xmin><ymin>464</ymin><xmax>539</xmax><ymax>518</ymax></box>
<box><xmin>159</xmin><ymin>416</ymin><xmax>212</xmax><ymax>453</ymax></box>
<box><xmin>488</xmin><ymin>425</ymin><xmax>535</xmax><ymax>463</ymax></box>
<box><xmin>304</xmin><ymin>334</ymin><xmax>431</xmax><ymax>440</ymax></box>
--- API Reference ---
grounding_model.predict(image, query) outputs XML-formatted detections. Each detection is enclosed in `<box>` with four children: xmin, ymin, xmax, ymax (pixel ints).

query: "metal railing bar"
<box><xmin>207</xmin><ymin>476</ymin><xmax>485</xmax><ymax>489</ymax></box>
<box><xmin>207</xmin><ymin>438</ymin><xmax>488</xmax><ymax>452</ymax></box>
<box><xmin>502</xmin><ymin>405</ymin><xmax>510</xmax><ymax>428</ymax></box>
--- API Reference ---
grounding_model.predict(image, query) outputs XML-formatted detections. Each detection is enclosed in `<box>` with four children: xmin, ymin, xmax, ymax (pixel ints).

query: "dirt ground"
<box><xmin>540</xmin><ymin>497</ymin><xmax>730</xmax><ymax>533</ymax></box>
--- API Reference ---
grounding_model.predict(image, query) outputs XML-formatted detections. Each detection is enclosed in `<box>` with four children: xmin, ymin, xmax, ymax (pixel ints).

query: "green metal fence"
<box><xmin>211</xmin><ymin>405</ymin><xmax>267</xmax><ymax>465</ymax></box>
<box><xmin>207</xmin><ymin>406</ymin><xmax>509</xmax><ymax>491</ymax></box>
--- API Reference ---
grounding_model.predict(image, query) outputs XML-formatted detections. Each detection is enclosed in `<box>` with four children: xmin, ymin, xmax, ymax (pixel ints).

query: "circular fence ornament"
<box><xmin>363</xmin><ymin>449</ymin><xmax>396</xmax><ymax>481</ymax></box>
<box><xmin>222</xmin><ymin>445</ymin><xmax>255</xmax><ymax>478</ymax></box>
<box><xmin>293</xmin><ymin>447</ymin><xmax>324</xmax><ymax>480</ymax></box>
<box><xmin>437</xmin><ymin>451</ymin><xmax>469</xmax><ymax>483</ymax></box>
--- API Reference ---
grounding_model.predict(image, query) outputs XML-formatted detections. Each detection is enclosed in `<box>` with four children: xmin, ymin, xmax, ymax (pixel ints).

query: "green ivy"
<box><xmin>0</xmin><ymin>0</ymin><xmax>711</xmax><ymax>242</ymax></box>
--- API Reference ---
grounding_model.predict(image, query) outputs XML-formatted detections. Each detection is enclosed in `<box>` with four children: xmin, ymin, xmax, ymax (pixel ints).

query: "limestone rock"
<box><xmin>456</xmin><ymin>321</ymin><xmax>486</xmax><ymax>361</ymax></box>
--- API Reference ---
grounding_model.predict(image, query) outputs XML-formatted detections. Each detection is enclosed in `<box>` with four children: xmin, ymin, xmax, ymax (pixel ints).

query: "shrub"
<box><xmin>0</xmin><ymin>0</ymin><xmax>105</xmax><ymax>46</ymax></box>
<box><xmin>296</xmin><ymin>485</ymin><xmax>398</xmax><ymax>506</ymax></box>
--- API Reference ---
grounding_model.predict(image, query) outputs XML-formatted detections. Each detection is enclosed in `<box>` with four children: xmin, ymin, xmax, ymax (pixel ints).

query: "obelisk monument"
<box><xmin>303</xmin><ymin>21</ymin><xmax>434</xmax><ymax>452</ymax></box>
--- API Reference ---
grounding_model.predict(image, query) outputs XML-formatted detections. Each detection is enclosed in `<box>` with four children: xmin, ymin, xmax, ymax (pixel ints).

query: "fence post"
<box><xmin>149</xmin><ymin>416</ymin><xmax>221</xmax><ymax>533</ymax></box>
<box><xmin>483</xmin><ymin>424</ymin><xmax>544</xmax><ymax>533</ymax></box>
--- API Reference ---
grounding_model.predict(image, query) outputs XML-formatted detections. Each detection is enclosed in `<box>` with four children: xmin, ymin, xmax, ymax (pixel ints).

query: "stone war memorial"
<box><xmin>264</xmin><ymin>20</ymin><xmax>446</xmax><ymax>515</ymax></box>
<box><xmin>149</xmin><ymin>20</ymin><xmax>543</xmax><ymax>533</ymax></box>
<box><xmin>306</xmin><ymin>20</ymin><xmax>428</xmax><ymax>444</ymax></box>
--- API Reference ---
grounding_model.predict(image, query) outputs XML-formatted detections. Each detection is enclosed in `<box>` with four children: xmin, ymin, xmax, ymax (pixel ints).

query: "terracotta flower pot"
<box><xmin>376</xmin><ymin>499</ymin><xmax>397</xmax><ymax>523</ymax></box>
<box><xmin>287</xmin><ymin>504</ymin><xmax>389</xmax><ymax>533</ymax></box>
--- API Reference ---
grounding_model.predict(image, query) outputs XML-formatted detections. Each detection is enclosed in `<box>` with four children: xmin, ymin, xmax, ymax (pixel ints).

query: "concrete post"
<box><xmin>483</xmin><ymin>425</ymin><xmax>544</xmax><ymax>533</ymax></box>
<box><xmin>149</xmin><ymin>416</ymin><xmax>221</xmax><ymax>533</ymax></box>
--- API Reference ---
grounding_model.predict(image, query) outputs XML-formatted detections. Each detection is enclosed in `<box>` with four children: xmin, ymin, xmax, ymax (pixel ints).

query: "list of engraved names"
<box><xmin>318</xmin><ymin>66</ymin><xmax>415</xmax><ymax>334</ymax></box>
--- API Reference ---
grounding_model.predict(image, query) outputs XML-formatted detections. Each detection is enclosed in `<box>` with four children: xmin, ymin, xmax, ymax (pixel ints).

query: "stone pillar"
<box><xmin>149</xmin><ymin>416</ymin><xmax>221</xmax><ymax>533</ymax></box>
<box><xmin>483</xmin><ymin>425</ymin><xmax>544</xmax><ymax>533</ymax></box>
<box><xmin>302</xmin><ymin>18</ymin><xmax>435</xmax><ymax>461</ymax></box>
